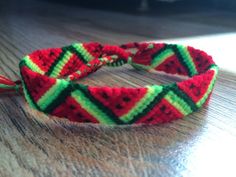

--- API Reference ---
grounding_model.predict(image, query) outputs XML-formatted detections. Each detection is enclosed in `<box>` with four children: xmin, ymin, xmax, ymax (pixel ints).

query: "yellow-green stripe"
<box><xmin>71</xmin><ymin>90</ymin><xmax>115</xmax><ymax>124</ymax></box>
<box><xmin>50</xmin><ymin>51</ymin><xmax>73</xmax><ymax>77</ymax></box>
<box><xmin>23</xmin><ymin>56</ymin><xmax>44</xmax><ymax>74</ymax></box>
<box><xmin>37</xmin><ymin>79</ymin><xmax>69</xmax><ymax>110</ymax></box>
<box><xmin>164</xmin><ymin>91</ymin><xmax>192</xmax><ymax>115</ymax></box>
<box><xmin>196</xmin><ymin>66</ymin><xmax>218</xmax><ymax>107</ymax></box>
<box><xmin>120</xmin><ymin>85</ymin><xmax>163</xmax><ymax>122</ymax></box>
<box><xmin>73</xmin><ymin>43</ymin><xmax>94</xmax><ymax>62</ymax></box>
<box><xmin>151</xmin><ymin>49</ymin><xmax>175</xmax><ymax>68</ymax></box>
<box><xmin>177</xmin><ymin>46</ymin><xmax>198</xmax><ymax>76</ymax></box>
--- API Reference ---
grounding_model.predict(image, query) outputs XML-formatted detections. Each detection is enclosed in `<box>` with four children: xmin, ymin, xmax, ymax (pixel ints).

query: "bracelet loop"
<box><xmin>18</xmin><ymin>42</ymin><xmax>218</xmax><ymax>125</ymax></box>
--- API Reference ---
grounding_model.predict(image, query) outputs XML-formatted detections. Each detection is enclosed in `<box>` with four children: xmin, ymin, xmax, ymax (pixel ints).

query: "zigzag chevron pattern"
<box><xmin>18</xmin><ymin>42</ymin><xmax>218</xmax><ymax>125</ymax></box>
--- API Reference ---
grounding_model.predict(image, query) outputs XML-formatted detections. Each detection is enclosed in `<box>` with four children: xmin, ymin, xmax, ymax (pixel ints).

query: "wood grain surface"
<box><xmin>0</xmin><ymin>0</ymin><xmax>236</xmax><ymax>176</ymax></box>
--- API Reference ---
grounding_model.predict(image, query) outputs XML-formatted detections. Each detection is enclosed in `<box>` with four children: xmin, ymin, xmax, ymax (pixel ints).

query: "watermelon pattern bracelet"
<box><xmin>0</xmin><ymin>42</ymin><xmax>218</xmax><ymax>125</ymax></box>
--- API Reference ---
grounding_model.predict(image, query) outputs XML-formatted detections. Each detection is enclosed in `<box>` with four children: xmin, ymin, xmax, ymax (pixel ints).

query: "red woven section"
<box><xmin>177</xmin><ymin>69</ymin><xmax>215</xmax><ymax>103</ymax></box>
<box><xmin>135</xmin><ymin>99</ymin><xmax>183</xmax><ymax>124</ymax></box>
<box><xmin>131</xmin><ymin>43</ymin><xmax>166</xmax><ymax>66</ymax></box>
<box><xmin>52</xmin><ymin>96</ymin><xmax>99</xmax><ymax>123</ymax></box>
<box><xmin>188</xmin><ymin>46</ymin><xmax>215</xmax><ymax>74</ymax></box>
<box><xmin>155</xmin><ymin>55</ymin><xmax>188</xmax><ymax>75</ymax></box>
<box><xmin>88</xmin><ymin>86</ymin><xmax>147</xmax><ymax>117</ymax></box>
<box><xmin>21</xmin><ymin>66</ymin><xmax>56</xmax><ymax>102</ymax></box>
<box><xmin>59</xmin><ymin>54</ymin><xmax>84</xmax><ymax>77</ymax></box>
<box><xmin>83</xmin><ymin>43</ymin><xmax>102</xmax><ymax>58</ymax></box>
<box><xmin>29</xmin><ymin>48</ymin><xmax>62</xmax><ymax>72</ymax></box>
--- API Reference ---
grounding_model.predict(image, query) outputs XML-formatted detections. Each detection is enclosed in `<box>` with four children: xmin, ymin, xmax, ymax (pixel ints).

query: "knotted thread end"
<box><xmin>0</xmin><ymin>75</ymin><xmax>21</xmax><ymax>94</ymax></box>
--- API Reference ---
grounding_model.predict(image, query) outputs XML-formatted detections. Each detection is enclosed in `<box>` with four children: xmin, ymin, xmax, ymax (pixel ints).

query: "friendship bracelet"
<box><xmin>0</xmin><ymin>42</ymin><xmax>218</xmax><ymax>125</ymax></box>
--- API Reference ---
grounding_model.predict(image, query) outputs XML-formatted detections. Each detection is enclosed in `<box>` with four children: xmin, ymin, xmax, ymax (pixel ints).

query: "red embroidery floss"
<box><xmin>0</xmin><ymin>42</ymin><xmax>218</xmax><ymax>125</ymax></box>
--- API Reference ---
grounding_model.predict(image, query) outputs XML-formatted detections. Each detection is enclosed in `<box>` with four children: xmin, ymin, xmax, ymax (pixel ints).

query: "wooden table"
<box><xmin>1</xmin><ymin>0</ymin><xmax>236</xmax><ymax>176</ymax></box>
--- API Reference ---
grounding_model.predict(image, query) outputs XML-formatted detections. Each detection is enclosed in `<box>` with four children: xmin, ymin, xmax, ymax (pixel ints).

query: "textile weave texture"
<box><xmin>16</xmin><ymin>42</ymin><xmax>218</xmax><ymax>125</ymax></box>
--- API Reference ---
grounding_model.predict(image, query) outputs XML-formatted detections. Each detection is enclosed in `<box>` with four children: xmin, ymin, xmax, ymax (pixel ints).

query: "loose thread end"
<box><xmin>0</xmin><ymin>75</ymin><xmax>22</xmax><ymax>94</ymax></box>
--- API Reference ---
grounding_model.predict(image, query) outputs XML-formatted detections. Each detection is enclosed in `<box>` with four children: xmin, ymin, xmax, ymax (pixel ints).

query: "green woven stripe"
<box><xmin>71</xmin><ymin>90</ymin><xmax>115</xmax><ymax>125</ymax></box>
<box><xmin>171</xmin><ymin>45</ymin><xmax>193</xmax><ymax>77</ymax></box>
<box><xmin>66</xmin><ymin>45</ymin><xmax>87</xmax><ymax>64</ymax></box>
<box><xmin>23</xmin><ymin>56</ymin><xmax>44</xmax><ymax>74</ymax></box>
<box><xmin>50</xmin><ymin>51</ymin><xmax>73</xmax><ymax>77</ymax></box>
<box><xmin>129</xmin><ymin>45</ymin><xmax>169</xmax><ymax>71</ymax></box>
<box><xmin>164</xmin><ymin>91</ymin><xmax>192</xmax><ymax>116</ymax></box>
<box><xmin>45</xmin><ymin>49</ymin><xmax>67</xmax><ymax>76</ymax></box>
<box><xmin>120</xmin><ymin>85</ymin><xmax>163</xmax><ymax>123</ymax></box>
<box><xmin>74</xmin><ymin>84</ymin><xmax>124</xmax><ymax>124</ymax></box>
<box><xmin>37</xmin><ymin>79</ymin><xmax>69</xmax><ymax>111</ymax></box>
<box><xmin>176</xmin><ymin>45</ymin><xmax>198</xmax><ymax>76</ymax></box>
<box><xmin>151</xmin><ymin>48</ymin><xmax>175</xmax><ymax>68</ymax></box>
<box><xmin>43</xmin><ymin>85</ymin><xmax>73</xmax><ymax>113</ymax></box>
<box><xmin>72</xmin><ymin>43</ymin><xmax>94</xmax><ymax>62</ymax></box>
<box><xmin>128</xmin><ymin>85</ymin><xmax>170</xmax><ymax>124</ymax></box>
<box><xmin>171</xmin><ymin>83</ymin><xmax>198</xmax><ymax>112</ymax></box>
<box><xmin>152</xmin><ymin>45</ymin><xmax>168</xmax><ymax>59</ymax></box>
<box><xmin>196</xmin><ymin>65</ymin><xmax>218</xmax><ymax>107</ymax></box>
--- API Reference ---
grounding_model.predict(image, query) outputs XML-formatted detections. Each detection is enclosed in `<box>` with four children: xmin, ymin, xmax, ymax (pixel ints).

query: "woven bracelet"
<box><xmin>0</xmin><ymin>42</ymin><xmax>218</xmax><ymax>125</ymax></box>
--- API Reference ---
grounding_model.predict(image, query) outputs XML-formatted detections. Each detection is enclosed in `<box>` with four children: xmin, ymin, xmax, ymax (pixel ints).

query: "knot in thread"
<box><xmin>0</xmin><ymin>75</ymin><xmax>21</xmax><ymax>94</ymax></box>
